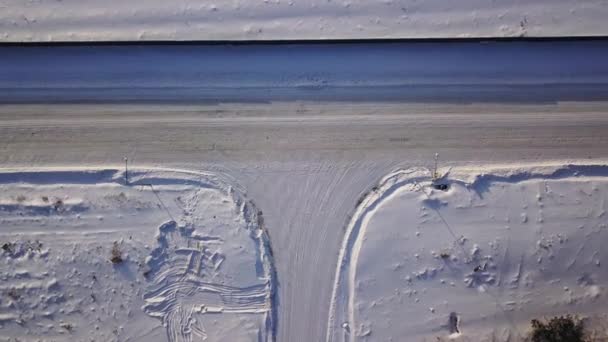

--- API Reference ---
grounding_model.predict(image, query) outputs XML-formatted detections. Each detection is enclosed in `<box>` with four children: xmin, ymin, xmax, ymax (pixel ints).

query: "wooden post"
<box><xmin>433</xmin><ymin>153</ymin><xmax>439</xmax><ymax>180</ymax></box>
<box><xmin>124</xmin><ymin>156</ymin><xmax>128</xmax><ymax>185</ymax></box>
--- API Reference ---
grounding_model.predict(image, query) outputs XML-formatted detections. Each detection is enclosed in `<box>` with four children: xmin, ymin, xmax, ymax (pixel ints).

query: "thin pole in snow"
<box><xmin>124</xmin><ymin>156</ymin><xmax>129</xmax><ymax>185</ymax></box>
<box><xmin>433</xmin><ymin>152</ymin><xmax>439</xmax><ymax>180</ymax></box>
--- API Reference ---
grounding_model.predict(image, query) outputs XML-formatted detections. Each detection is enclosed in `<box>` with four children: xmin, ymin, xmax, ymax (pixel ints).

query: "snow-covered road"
<box><xmin>2</xmin><ymin>102</ymin><xmax>608</xmax><ymax>166</ymax></box>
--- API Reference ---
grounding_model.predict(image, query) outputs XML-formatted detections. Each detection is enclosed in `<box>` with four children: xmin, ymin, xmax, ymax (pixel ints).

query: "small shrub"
<box><xmin>448</xmin><ymin>312</ymin><xmax>460</xmax><ymax>334</ymax></box>
<box><xmin>7</xmin><ymin>288</ymin><xmax>20</xmax><ymax>300</ymax></box>
<box><xmin>530</xmin><ymin>315</ymin><xmax>586</xmax><ymax>342</ymax></box>
<box><xmin>2</xmin><ymin>242</ymin><xmax>15</xmax><ymax>254</ymax></box>
<box><xmin>60</xmin><ymin>322</ymin><xmax>73</xmax><ymax>332</ymax></box>
<box><xmin>53</xmin><ymin>199</ymin><xmax>64</xmax><ymax>212</ymax></box>
<box><xmin>110</xmin><ymin>242</ymin><xmax>123</xmax><ymax>264</ymax></box>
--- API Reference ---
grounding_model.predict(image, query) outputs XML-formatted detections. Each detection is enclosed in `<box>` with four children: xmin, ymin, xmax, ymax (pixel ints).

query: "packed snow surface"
<box><xmin>0</xmin><ymin>168</ymin><xmax>276</xmax><ymax>341</ymax></box>
<box><xmin>329</xmin><ymin>164</ymin><xmax>608</xmax><ymax>341</ymax></box>
<box><xmin>1</xmin><ymin>0</ymin><xmax>608</xmax><ymax>41</ymax></box>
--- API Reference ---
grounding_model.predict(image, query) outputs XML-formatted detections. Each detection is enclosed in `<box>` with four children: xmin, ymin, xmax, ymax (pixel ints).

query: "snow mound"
<box><xmin>0</xmin><ymin>168</ymin><xmax>276</xmax><ymax>341</ymax></box>
<box><xmin>328</xmin><ymin>164</ymin><xmax>608</xmax><ymax>341</ymax></box>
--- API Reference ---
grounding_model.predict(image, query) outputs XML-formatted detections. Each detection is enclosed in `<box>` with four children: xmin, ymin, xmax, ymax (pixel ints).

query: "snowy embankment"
<box><xmin>1</xmin><ymin>0</ymin><xmax>608</xmax><ymax>41</ymax></box>
<box><xmin>0</xmin><ymin>168</ymin><xmax>276</xmax><ymax>341</ymax></box>
<box><xmin>328</xmin><ymin>164</ymin><xmax>608</xmax><ymax>341</ymax></box>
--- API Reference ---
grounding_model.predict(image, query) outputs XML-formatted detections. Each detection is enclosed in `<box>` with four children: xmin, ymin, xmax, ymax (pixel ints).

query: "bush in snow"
<box><xmin>529</xmin><ymin>315</ymin><xmax>586</xmax><ymax>342</ymax></box>
<box><xmin>110</xmin><ymin>241</ymin><xmax>123</xmax><ymax>264</ymax></box>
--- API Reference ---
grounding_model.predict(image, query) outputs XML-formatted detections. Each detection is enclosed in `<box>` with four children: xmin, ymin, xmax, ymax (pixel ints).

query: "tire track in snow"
<box><xmin>236</xmin><ymin>160</ymin><xmax>397</xmax><ymax>342</ymax></box>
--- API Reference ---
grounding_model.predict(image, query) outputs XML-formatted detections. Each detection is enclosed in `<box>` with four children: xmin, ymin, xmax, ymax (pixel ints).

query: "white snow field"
<box><xmin>0</xmin><ymin>168</ymin><xmax>276</xmax><ymax>341</ymax></box>
<box><xmin>1</xmin><ymin>0</ymin><xmax>608</xmax><ymax>41</ymax></box>
<box><xmin>328</xmin><ymin>164</ymin><xmax>608</xmax><ymax>341</ymax></box>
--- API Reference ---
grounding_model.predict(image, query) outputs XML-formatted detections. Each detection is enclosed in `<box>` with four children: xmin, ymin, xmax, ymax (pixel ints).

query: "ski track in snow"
<box><xmin>328</xmin><ymin>164</ymin><xmax>608</xmax><ymax>341</ymax></box>
<box><xmin>0</xmin><ymin>168</ymin><xmax>277</xmax><ymax>342</ymax></box>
